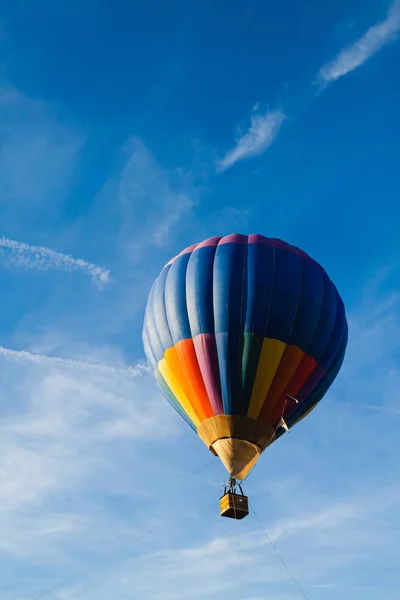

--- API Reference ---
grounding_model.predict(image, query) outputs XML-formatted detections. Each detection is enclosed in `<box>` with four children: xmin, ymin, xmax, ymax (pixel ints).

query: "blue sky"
<box><xmin>0</xmin><ymin>0</ymin><xmax>399</xmax><ymax>598</ymax></box>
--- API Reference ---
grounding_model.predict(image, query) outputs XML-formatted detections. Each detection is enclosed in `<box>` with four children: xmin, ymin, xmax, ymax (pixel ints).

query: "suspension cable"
<box><xmin>249</xmin><ymin>501</ymin><xmax>310</xmax><ymax>600</ymax></box>
<box><xmin>33</xmin><ymin>517</ymin><xmax>174</xmax><ymax>600</ymax></box>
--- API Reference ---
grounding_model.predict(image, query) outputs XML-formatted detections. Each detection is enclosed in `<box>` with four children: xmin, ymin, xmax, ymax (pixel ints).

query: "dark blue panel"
<box><xmin>288</xmin><ymin>257</ymin><xmax>324</xmax><ymax>351</ymax></box>
<box><xmin>287</xmin><ymin>325</ymin><xmax>348</xmax><ymax>427</ymax></box>
<box><xmin>314</xmin><ymin>324</ymin><xmax>347</xmax><ymax>401</ymax></box>
<box><xmin>241</xmin><ymin>242</ymin><xmax>275</xmax><ymax>408</ymax></box>
<box><xmin>307</xmin><ymin>272</ymin><xmax>337</xmax><ymax>361</ymax></box>
<box><xmin>151</xmin><ymin>265</ymin><xmax>174</xmax><ymax>353</ymax></box>
<box><xmin>319</xmin><ymin>292</ymin><xmax>346</xmax><ymax>369</ymax></box>
<box><xmin>266</xmin><ymin>247</ymin><xmax>302</xmax><ymax>342</ymax></box>
<box><xmin>244</xmin><ymin>242</ymin><xmax>275</xmax><ymax>335</ymax></box>
<box><xmin>213</xmin><ymin>240</ymin><xmax>248</xmax><ymax>414</ymax></box>
<box><xmin>165</xmin><ymin>253</ymin><xmax>192</xmax><ymax>343</ymax></box>
<box><xmin>186</xmin><ymin>246</ymin><xmax>217</xmax><ymax>336</ymax></box>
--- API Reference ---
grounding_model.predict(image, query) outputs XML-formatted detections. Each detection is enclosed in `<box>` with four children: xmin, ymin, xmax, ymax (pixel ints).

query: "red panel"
<box><xmin>192</xmin><ymin>333</ymin><xmax>224</xmax><ymax>416</ymax></box>
<box><xmin>268</xmin><ymin>353</ymin><xmax>317</xmax><ymax>425</ymax></box>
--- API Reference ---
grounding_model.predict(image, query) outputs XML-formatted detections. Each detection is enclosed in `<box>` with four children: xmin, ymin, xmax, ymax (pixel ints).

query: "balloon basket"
<box><xmin>220</xmin><ymin>478</ymin><xmax>249</xmax><ymax>520</ymax></box>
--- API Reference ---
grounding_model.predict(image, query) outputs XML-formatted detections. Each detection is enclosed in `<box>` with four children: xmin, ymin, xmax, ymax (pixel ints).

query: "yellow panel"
<box><xmin>248</xmin><ymin>338</ymin><xmax>286</xmax><ymax>419</ymax></box>
<box><xmin>235</xmin><ymin>452</ymin><xmax>261</xmax><ymax>481</ymax></box>
<box><xmin>158</xmin><ymin>351</ymin><xmax>201</xmax><ymax>427</ymax></box>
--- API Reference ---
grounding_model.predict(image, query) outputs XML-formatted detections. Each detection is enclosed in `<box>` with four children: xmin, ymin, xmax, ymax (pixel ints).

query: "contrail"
<box><xmin>0</xmin><ymin>346</ymin><xmax>148</xmax><ymax>376</ymax></box>
<box><xmin>0</xmin><ymin>236</ymin><xmax>110</xmax><ymax>283</ymax></box>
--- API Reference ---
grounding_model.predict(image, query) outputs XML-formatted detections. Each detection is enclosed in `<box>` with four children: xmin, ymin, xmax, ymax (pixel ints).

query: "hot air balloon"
<box><xmin>142</xmin><ymin>234</ymin><xmax>347</xmax><ymax>519</ymax></box>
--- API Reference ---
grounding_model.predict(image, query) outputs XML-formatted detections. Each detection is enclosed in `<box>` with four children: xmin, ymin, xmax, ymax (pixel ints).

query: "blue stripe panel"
<box><xmin>244</xmin><ymin>241</ymin><xmax>275</xmax><ymax>335</ymax></box>
<box><xmin>142</xmin><ymin>326</ymin><xmax>157</xmax><ymax>371</ymax></box>
<box><xmin>143</xmin><ymin>283</ymin><xmax>166</xmax><ymax>363</ymax></box>
<box><xmin>319</xmin><ymin>292</ymin><xmax>346</xmax><ymax>369</ymax></box>
<box><xmin>165</xmin><ymin>253</ymin><xmax>192</xmax><ymax>343</ymax></box>
<box><xmin>186</xmin><ymin>245</ymin><xmax>218</xmax><ymax>337</ymax></box>
<box><xmin>306</xmin><ymin>271</ymin><xmax>337</xmax><ymax>361</ymax></box>
<box><xmin>150</xmin><ymin>266</ymin><xmax>174</xmax><ymax>353</ymax></box>
<box><xmin>266</xmin><ymin>247</ymin><xmax>302</xmax><ymax>342</ymax></box>
<box><xmin>213</xmin><ymin>237</ymin><xmax>248</xmax><ymax>414</ymax></box>
<box><xmin>288</xmin><ymin>257</ymin><xmax>324</xmax><ymax>350</ymax></box>
<box><xmin>242</xmin><ymin>241</ymin><xmax>275</xmax><ymax>405</ymax></box>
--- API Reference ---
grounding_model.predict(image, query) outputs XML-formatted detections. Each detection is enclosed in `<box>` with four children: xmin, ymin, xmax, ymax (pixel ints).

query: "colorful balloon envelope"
<box><xmin>142</xmin><ymin>234</ymin><xmax>347</xmax><ymax>481</ymax></box>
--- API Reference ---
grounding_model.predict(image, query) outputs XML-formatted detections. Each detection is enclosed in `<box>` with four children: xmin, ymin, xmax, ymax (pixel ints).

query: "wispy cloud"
<box><xmin>1</xmin><ymin>271</ymin><xmax>396</xmax><ymax>599</ymax></box>
<box><xmin>117</xmin><ymin>138</ymin><xmax>197</xmax><ymax>257</ymax></box>
<box><xmin>216</xmin><ymin>2</ymin><xmax>400</xmax><ymax>173</ymax></box>
<box><xmin>0</xmin><ymin>339</ymin><xmax>180</xmax><ymax>567</ymax></box>
<box><xmin>27</xmin><ymin>478</ymin><xmax>400</xmax><ymax>600</ymax></box>
<box><xmin>0</xmin><ymin>345</ymin><xmax>145</xmax><ymax>376</ymax></box>
<box><xmin>211</xmin><ymin>206</ymin><xmax>250</xmax><ymax>229</ymax></box>
<box><xmin>2</xmin><ymin>271</ymin><xmax>400</xmax><ymax>599</ymax></box>
<box><xmin>0</xmin><ymin>236</ymin><xmax>110</xmax><ymax>283</ymax></box>
<box><xmin>319</xmin><ymin>0</ymin><xmax>400</xmax><ymax>84</ymax></box>
<box><xmin>218</xmin><ymin>108</ymin><xmax>285</xmax><ymax>171</ymax></box>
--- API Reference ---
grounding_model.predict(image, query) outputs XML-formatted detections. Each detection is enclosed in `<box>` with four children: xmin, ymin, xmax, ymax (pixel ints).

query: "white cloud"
<box><xmin>0</xmin><ymin>236</ymin><xmax>110</xmax><ymax>283</ymax></box>
<box><xmin>319</xmin><ymin>0</ymin><xmax>400</xmax><ymax>83</ymax></box>
<box><xmin>218</xmin><ymin>109</ymin><xmax>285</xmax><ymax>171</ymax></box>
<box><xmin>0</xmin><ymin>345</ymin><xmax>145</xmax><ymax>376</ymax></box>
<box><xmin>0</xmin><ymin>344</ymin><xmax>181</xmax><ymax>569</ymax></box>
<box><xmin>2</xmin><ymin>269</ymin><xmax>400</xmax><ymax>600</ymax></box>
<box><xmin>26</xmin><ymin>477</ymin><xmax>400</xmax><ymax>600</ymax></box>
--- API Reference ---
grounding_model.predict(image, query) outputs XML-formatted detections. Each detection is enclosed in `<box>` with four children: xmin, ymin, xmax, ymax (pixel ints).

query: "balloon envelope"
<box><xmin>142</xmin><ymin>234</ymin><xmax>347</xmax><ymax>479</ymax></box>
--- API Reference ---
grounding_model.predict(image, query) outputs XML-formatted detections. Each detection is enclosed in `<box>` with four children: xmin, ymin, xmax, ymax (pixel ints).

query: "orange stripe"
<box><xmin>175</xmin><ymin>339</ymin><xmax>214</xmax><ymax>420</ymax></box>
<box><xmin>258</xmin><ymin>345</ymin><xmax>305</xmax><ymax>424</ymax></box>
